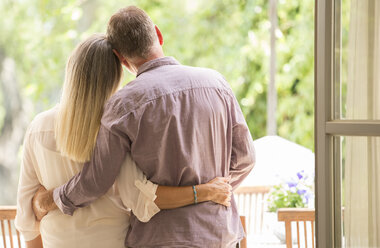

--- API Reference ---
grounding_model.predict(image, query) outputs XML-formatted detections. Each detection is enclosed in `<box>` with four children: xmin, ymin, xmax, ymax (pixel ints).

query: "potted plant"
<box><xmin>266</xmin><ymin>170</ymin><xmax>314</xmax><ymax>243</ymax></box>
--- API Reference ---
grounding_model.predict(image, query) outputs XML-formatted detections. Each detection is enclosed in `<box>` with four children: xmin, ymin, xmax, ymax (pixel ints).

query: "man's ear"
<box><xmin>112</xmin><ymin>49</ymin><xmax>129</xmax><ymax>68</ymax></box>
<box><xmin>155</xmin><ymin>25</ymin><xmax>164</xmax><ymax>45</ymax></box>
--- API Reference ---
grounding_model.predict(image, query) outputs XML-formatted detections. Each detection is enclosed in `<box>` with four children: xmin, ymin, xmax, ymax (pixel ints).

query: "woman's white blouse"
<box><xmin>15</xmin><ymin>107</ymin><xmax>160</xmax><ymax>248</ymax></box>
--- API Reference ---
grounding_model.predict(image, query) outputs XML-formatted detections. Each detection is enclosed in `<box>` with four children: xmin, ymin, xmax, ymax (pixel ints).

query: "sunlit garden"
<box><xmin>0</xmin><ymin>0</ymin><xmax>315</xmax><ymax>247</ymax></box>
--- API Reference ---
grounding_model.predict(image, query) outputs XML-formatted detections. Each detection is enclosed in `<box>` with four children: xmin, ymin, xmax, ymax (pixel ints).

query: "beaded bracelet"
<box><xmin>192</xmin><ymin>185</ymin><xmax>198</xmax><ymax>204</ymax></box>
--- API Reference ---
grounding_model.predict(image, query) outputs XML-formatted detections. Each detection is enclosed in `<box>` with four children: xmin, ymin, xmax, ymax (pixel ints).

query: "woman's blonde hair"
<box><xmin>55</xmin><ymin>34</ymin><xmax>122</xmax><ymax>163</ymax></box>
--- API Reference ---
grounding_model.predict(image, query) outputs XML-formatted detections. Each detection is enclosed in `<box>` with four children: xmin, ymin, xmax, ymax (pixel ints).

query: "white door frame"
<box><xmin>315</xmin><ymin>0</ymin><xmax>380</xmax><ymax>247</ymax></box>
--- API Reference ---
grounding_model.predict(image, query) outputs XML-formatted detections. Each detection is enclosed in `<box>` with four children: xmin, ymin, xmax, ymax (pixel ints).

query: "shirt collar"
<box><xmin>136</xmin><ymin>56</ymin><xmax>180</xmax><ymax>77</ymax></box>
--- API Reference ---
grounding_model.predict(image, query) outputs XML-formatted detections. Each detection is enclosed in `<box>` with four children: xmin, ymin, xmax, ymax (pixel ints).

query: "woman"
<box><xmin>15</xmin><ymin>34</ymin><xmax>232</xmax><ymax>248</ymax></box>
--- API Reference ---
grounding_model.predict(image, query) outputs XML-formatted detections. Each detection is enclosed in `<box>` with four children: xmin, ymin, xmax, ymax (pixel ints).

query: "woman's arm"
<box><xmin>33</xmin><ymin>154</ymin><xmax>232</xmax><ymax>223</ymax></box>
<box><xmin>15</xmin><ymin>128</ymin><xmax>43</xmax><ymax>244</ymax></box>
<box><xmin>155</xmin><ymin>177</ymin><xmax>231</xmax><ymax>209</ymax></box>
<box><xmin>26</xmin><ymin>235</ymin><xmax>43</xmax><ymax>248</ymax></box>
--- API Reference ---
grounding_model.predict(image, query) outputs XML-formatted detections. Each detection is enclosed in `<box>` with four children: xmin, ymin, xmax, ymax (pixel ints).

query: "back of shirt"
<box><xmin>103</xmin><ymin>58</ymin><xmax>254</xmax><ymax>247</ymax></box>
<box><xmin>16</xmin><ymin>107</ymin><xmax>161</xmax><ymax>248</ymax></box>
<box><xmin>16</xmin><ymin>108</ymin><xmax>129</xmax><ymax>248</ymax></box>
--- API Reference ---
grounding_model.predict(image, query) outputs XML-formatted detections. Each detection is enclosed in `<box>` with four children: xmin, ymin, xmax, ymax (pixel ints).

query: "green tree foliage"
<box><xmin>0</xmin><ymin>0</ymin><xmax>314</xmax><ymax>203</ymax></box>
<box><xmin>1</xmin><ymin>0</ymin><xmax>314</xmax><ymax>149</ymax></box>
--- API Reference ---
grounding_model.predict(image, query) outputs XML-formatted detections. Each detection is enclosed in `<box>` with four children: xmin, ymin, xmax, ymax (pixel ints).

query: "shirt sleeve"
<box><xmin>116</xmin><ymin>153</ymin><xmax>160</xmax><ymax>223</ymax></box>
<box><xmin>53</xmin><ymin>118</ymin><xmax>131</xmax><ymax>215</ymax></box>
<box><xmin>229</xmin><ymin>94</ymin><xmax>256</xmax><ymax>190</ymax></box>
<box><xmin>15</xmin><ymin>129</ymin><xmax>41</xmax><ymax>241</ymax></box>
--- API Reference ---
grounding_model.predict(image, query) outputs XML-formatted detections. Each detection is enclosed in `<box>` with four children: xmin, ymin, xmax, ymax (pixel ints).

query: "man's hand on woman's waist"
<box><xmin>32</xmin><ymin>186</ymin><xmax>57</xmax><ymax>221</ymax></box>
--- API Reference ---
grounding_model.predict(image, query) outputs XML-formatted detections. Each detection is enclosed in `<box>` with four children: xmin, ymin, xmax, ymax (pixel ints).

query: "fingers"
<box><xmin>210</xmin><ymin>176</ymin><xmax>232</xmax><ymax>184</ymax></box>
<box><xmin>218</xmin><ymin>176</ymin><xmax>231</xmax><ymax>183</ymax></box>
<box><xmin>34</xmin><ymin>209</ymin><xmax>46</xmax><ymax>221</ymax></box>
<box><xmin>225</xmin><ymin>187</ymin><xmax>232</xmax><ymax>207</ymax></box>
<box><xmin>33</xmin><ymin>203</ymin><xmax>47</xmax><ymax>221</ymax></box>
<box><xmin>206</xmin><ymin>176</ymin><xmax>233</xmax><ymax>207</ymax></box>
<box><xmin>221</xmin><ymin>194</ymin><xmax>232</xmax><ymax>207</ymax></box>
<box><xmin>32</xmin><ymin>200</ymin><xmax>45</xmax><ymax>221</ymax></box>
<box><xmin>32</xmin><ymin>185</ymin><xmax>49</xmax><ymax>221</ymax></box>
<box><xmin>214</xmin><ymin>187</ymin><xmax>232</xmax><ymax>207</ymax></box>
<box><xmin>220</xmin><ymin>177</ymin><xmax>229</xmax><ymax>182</ymax></box>
<box><xmin>214</xmin><ymin>181</ymin><xmax>232</xmax><ymax>194</ymax></box>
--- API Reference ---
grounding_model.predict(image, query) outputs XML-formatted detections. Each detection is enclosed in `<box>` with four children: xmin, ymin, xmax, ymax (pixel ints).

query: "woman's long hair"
<box><xmin>55</xmin><ymin>34</ymin><xmax>122</xmax><ymax>163</ymax></box>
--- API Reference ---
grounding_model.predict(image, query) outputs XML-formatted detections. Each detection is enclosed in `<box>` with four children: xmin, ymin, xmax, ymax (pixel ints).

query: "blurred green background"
<box><xmin>0</xmin><ymin>0</ymin><xmax>314</xmax><ymax>204</ymax></box>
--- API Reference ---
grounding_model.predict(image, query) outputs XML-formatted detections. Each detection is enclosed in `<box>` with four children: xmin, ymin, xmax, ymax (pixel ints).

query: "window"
<box><xmin>315</xmin><ymin>0</ymin><xmax>380</xmax><ymax>247</ymax></box>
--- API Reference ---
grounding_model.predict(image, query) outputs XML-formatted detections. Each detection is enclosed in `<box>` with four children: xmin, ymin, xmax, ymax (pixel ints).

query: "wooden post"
<box><xmin>267</xmin><ymin>0</ymin><xmax>277</xmax><ymax>135</ymax></box>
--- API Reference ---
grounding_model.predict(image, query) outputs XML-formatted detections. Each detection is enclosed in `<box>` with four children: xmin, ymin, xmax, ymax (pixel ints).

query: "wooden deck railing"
<box><xmin>235</xmin><ymin>186</ymin><xmax>271</xmax><ymax>234</ymax></box>
<box><xmin>0</xmin><ymin>206</ymin><xmax>22</xmax><ymax>248</ymax></box>
<box><xmin>277</xmin><ymin>208</ymin><xmax>315</xmax><ymax>248</ymax></box>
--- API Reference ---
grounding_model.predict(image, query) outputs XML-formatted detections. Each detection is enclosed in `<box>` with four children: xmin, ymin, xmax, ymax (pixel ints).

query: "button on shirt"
<box><xmin>53</xmin><ymin>57</ymin><xmax>256</xmax><ymax>248</ymax></box>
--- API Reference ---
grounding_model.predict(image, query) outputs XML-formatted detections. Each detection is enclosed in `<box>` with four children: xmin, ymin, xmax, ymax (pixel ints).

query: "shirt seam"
<box><xmin>136</xmin><ymin>57</ymin><xmax>180</xmax><ymax>76</ymax></box>
<box><xmin>27</xmin><ymin>129</ymin><xmax>55</xmax><ymax>135</ymax></box>
<box><xmin>117</xmin><ymin>85</ymin><xmax>234</xmax><ymax>121</ymax></box>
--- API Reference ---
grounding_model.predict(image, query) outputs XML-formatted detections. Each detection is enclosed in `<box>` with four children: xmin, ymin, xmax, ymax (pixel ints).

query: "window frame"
<box><xmin>315</xmin><ymin>0</ymin><xmax>380</xmax><ymax>247</ymax></box>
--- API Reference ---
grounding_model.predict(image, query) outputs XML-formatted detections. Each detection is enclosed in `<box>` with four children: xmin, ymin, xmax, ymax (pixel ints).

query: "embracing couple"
<box><xmin>15</xmin><ymin>6</ymin><xmax>255</xmax><ymax>248</ymax></box>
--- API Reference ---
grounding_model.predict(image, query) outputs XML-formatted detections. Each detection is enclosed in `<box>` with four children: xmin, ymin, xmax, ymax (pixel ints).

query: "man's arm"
<box><xmin>229</xmin><ymin>94</ymin><xmax>256</xmax><ymax>190</ymax></box>
<box><xmin>154</xmin><ymin>177</ymin><xmax>232</xmax><ymax>209</ymax></box>
<box><xmin>52</xmin><ymin>123</ymin><xmax>130</xmax><ymax>215</ymax></box>
<box><xmin>115</xmin><ymin>154</ymin><xmax>232</xmax><ymax>223</ymax></box>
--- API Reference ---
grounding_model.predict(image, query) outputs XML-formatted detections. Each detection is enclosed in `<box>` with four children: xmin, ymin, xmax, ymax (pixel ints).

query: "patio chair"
<box><xmin>239</xmin><ymin>215</ymin><xmax>247</xmax><ymax>248</ymax></box>
<box><xmin>277</xmin><ymin>208</ymin><xmax>315</xmax><ymax>248</ymax></box>
<box><xmin>235</xmin><ymin>186</ymin><xmax>270</xmax><ymax>234</ymax></box>
<box><xmin>0</xmin><ymin>206</ymin><xmax>22</xmax><ymax>248</ymax></box>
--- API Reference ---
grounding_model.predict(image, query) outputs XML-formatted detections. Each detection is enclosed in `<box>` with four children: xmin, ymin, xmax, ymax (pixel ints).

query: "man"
<box><xmin>34</xmin><ymin>6</ymin><xmax>255</xmax><ymax>247</ymax></box>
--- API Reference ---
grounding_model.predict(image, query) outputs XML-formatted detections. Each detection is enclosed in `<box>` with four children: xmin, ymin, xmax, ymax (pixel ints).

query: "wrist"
<box><xmin>195</xmin><ymin>184</ymin><xmax>210</xmax><ymax>203</ymax></box>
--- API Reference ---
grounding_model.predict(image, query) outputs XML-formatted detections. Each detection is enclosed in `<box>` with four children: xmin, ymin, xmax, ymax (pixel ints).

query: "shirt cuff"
<box><xmin>134</xmin><ymin>180</ymin><xmax>158</xmax><ymax>202</ymax></box>
<box><xmin>20</xmin><ymin>230</ymin><xmax>40</xmax><ymax>241</ymax></box>
<box><xmin>133</xmin><ymin>180</ymin><xmax>160</xmax><ymax>222</ymax></box>
<box><xmin>53</xmin><ymin>185</ymin><xmax>76</xmax><ymax>216</ymax></box>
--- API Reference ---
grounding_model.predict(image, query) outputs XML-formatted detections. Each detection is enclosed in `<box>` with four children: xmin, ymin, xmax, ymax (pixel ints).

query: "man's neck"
<box><xmin>133</xmin><ymin>49</ymin><xmax>165</xmax><ymax>71</ymax></box>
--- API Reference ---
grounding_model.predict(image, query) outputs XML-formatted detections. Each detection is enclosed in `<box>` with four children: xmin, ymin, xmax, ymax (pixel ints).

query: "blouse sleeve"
<box><xmin>116</xmin><ymin>154</ymin><xmax>160</xmax><ymax>223</ymax></box>
<box><xmin>15</xmin><ymin>128</ymin><xmax>41</xmax><ymax>241</ymax></box>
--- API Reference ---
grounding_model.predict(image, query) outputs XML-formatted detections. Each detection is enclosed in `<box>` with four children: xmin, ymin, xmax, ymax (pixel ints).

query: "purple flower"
<box><xmin>297</xmin><ymin>189</ymin><xmax>307</xmax><ymax>195</ymax></box>
<box><xmin>297</xmin><ymin>170</ymin><xmax>304</xmax><ymax>180</ymax></box>
<box><xmin>287</xmin><ymin>181</ymin><xmax>297</xmax><ymax>188</ymax></box>
<box><xmin>304</xmin><ymin>193</ymin><xmax>314</xmax><ymax>204</ymax></box>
